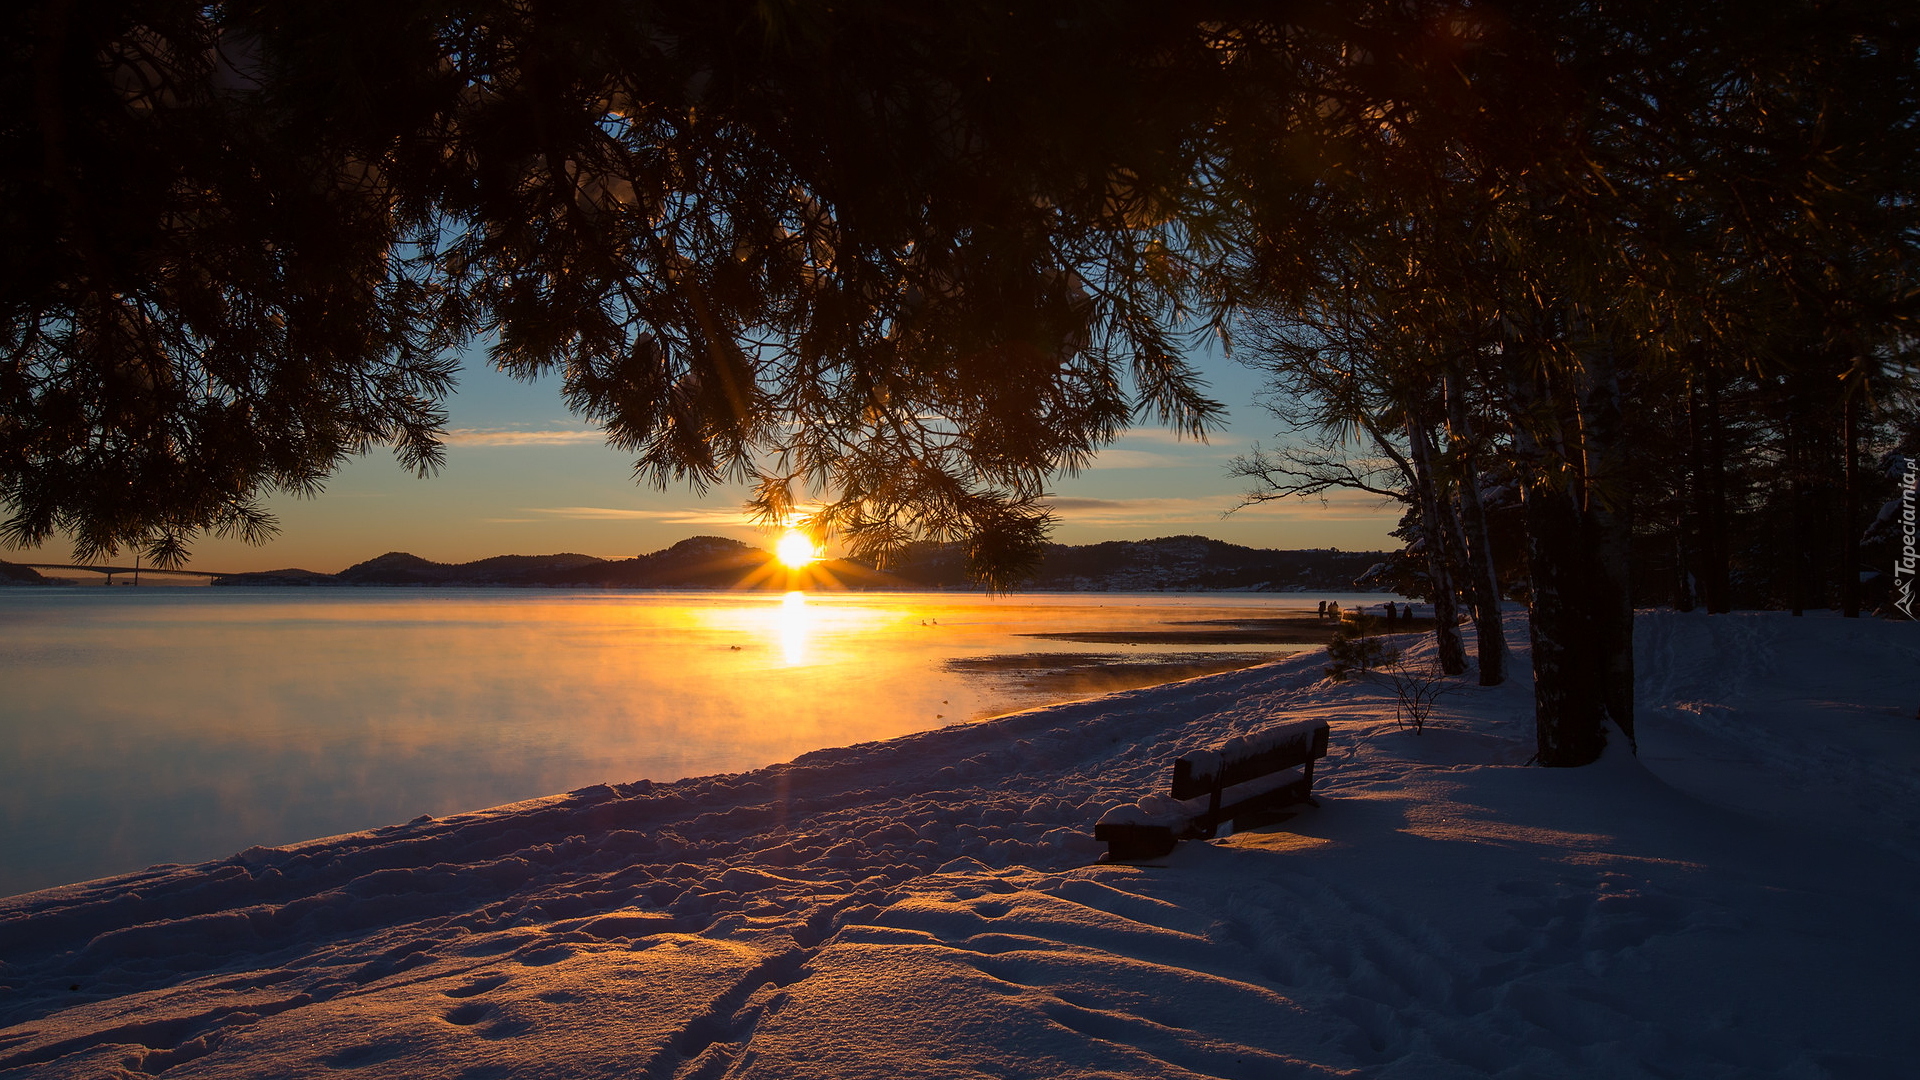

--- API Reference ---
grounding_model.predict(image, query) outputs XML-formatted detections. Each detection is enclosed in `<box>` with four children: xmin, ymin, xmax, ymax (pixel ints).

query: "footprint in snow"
<box><xmin>443</xmin><ymin>972</ymin><xmax>511</xmax><ymax>999</ymax></box>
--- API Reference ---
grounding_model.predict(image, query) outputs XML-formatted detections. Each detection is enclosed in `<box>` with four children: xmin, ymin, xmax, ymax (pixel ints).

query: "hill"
<box><xmin>215</xmin><ymin>538</ymin><xmax>911</xmax><ymax>590</ymax></box>
<box><xmin>208</xmin><ymin>535</ymin><xmax>1393</xmax><ymax>591</ymax></box>
<box><xmin>886</xmin><ymin>534</ymin><xmax>1387</xmax><ymax>592</ymax></box>
<box><xmin>0</xmin><ymin>559</ymin><xmax>49</xmax><ymax>586</ymax></box>
<box><xmin>544</xmin><ymin>536</ymin><xmax>907</xmax><ymax>590</ymax></box>
<box><xmin>331</xmin><ymin>551</ymin><xmax>608</xmax><ymax>586</ymax></box>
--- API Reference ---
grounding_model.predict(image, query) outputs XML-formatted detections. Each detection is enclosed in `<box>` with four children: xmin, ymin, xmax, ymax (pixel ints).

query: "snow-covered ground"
<box><xmin>2</xmin><ymin>611</ymin><xmax>1915</xmax><ymax>1079</ymax></box>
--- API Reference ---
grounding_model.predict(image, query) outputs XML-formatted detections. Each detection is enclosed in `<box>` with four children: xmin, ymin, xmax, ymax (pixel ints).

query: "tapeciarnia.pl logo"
<box><xmin>1898</xmin><ymin>455</ymin><xmax>1917</xmax><ymax>619</ymax></box>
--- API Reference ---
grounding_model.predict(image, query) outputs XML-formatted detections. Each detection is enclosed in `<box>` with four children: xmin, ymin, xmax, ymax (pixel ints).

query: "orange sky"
<box><xmin>19</xmin><ymin>351</ymin><xmax>1403</xmax><ymax>575</ymax></box>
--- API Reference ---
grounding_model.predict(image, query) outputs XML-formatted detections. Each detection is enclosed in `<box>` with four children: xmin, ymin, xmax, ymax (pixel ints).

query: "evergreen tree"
<box><xmin>3</xmin><ymin>1</ymin><xmax>1229</xmax><ymax>584</ymax></box>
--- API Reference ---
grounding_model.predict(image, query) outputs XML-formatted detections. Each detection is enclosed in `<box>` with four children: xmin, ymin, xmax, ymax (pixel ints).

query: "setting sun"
<box><xmin>775</xmin><ymin>531</ymin><xmax>820</xmax><ymax>569</ymax></box>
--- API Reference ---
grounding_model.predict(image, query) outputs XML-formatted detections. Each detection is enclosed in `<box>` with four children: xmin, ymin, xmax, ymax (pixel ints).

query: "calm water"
<box><xmin>0</xmin><ymin>588</ymin><xmax>1377</xmax><ymax>897</ymax></box>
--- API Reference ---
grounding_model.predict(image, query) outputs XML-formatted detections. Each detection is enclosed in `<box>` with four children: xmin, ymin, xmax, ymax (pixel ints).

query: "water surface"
<box><xmin>0</xmin><ymin>588</ymin><xmax>1378</xmax><ymax>896</ymax></box>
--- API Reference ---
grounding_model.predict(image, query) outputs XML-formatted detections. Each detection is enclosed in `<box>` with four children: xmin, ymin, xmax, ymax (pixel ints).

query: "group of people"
<box><xmin>1316</xmin><ymin>600</ymin><xmax>1417</xmax><ymax>627</ymax></box>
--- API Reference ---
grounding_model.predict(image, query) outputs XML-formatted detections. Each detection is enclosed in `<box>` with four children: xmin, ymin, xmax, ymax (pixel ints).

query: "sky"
<box><xmin>57</xmin><ymin>345</ymin><xmax>1404</xmax><ymax>575</ymax></box>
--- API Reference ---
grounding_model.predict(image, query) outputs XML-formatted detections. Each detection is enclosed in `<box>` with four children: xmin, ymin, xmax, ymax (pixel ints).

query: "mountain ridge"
<box><xmin>208</xmin><ymin>535</ymin><xmax>1391</xmax><ymax>592</ymax></box>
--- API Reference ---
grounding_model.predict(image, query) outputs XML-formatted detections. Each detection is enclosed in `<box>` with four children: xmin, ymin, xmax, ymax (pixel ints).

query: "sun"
<box><xmin>775</xmin><ymin>530</ymin><xmax>820</xmax><ymax>569</ymax></box>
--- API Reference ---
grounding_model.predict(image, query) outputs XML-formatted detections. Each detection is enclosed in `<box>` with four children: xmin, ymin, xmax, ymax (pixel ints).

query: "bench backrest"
<box><xmin>1170</xmin><ymin>719</ymin><xmax>1330</xmax><ymax>799</ymax></box>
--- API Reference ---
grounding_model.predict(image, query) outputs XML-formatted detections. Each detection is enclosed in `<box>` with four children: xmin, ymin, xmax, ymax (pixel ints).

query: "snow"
<box><xmin>2</xmin><ymin>610</ymin><xmax>1917</xmax><ymax>1078</ymax></box>
<box><xmin>1180</xmin><ymin>718</ymin><xmax>1325</xmax><ymax>786</ymax></box>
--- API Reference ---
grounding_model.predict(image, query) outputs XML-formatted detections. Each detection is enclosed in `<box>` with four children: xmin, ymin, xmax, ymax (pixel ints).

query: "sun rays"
<box><xmin>775</xmin><ymin>531</ymin><xmax>821</xmax><ymax>569</ymax></box>
<box><xmin>729</xmin><ymin>529</ymin><xmax>846</xmax><ymax>593</ymax></box>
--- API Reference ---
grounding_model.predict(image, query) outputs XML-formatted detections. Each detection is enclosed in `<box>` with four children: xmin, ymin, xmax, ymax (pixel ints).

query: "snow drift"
<box><xmin>2</xmin><ymin>610</ymin><xmax>1915</xmax><ymax>1078</ymax></box>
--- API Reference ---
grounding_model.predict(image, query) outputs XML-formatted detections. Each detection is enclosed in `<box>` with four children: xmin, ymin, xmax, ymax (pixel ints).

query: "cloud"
<box><xmin>442</xmin><ymin>427</ymin><xmax>605</xmax><ymax>446</ymax></box>
<box><xmin>1107</xmin><ymin>427</ymin><xmax>1217</xmax><ymax>447</ymax></box>
<box><xmin>1084</xmin><ymin>448</ymin><xmax>1208</xmax><ymax>469</ymax></box>
<box><xmin>529</xmin><ymin>506</ymin><xmax>758</xmax><ymax>526</ymax></box>
<box><xmin>1076</xmin><ymin>429</ymin><xmax>1237</xmax><ymax>469</ymax></box>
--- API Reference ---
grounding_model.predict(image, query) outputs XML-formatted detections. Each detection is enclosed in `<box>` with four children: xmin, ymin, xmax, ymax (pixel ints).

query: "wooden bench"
<box><xmin>1095</xmin><ymin>718</ymin><xmax>1331</xmax><ymax>861</ymax></box>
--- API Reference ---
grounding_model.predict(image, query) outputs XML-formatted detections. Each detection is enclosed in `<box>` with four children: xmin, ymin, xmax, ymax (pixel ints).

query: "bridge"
<box><xmin>17</xmin><ymin>563</ymin><xmax>235</xmax><ymax>584</ymax></box>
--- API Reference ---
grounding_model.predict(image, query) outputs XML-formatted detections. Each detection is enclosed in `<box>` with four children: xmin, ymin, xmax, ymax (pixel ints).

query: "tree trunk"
<box><xmin>1442</xmin><ymin>363</ymin><xmax>1508</xmax><ymax>685</ymax></box>
<box><xmin>1674</xmin><ymin>511</ymin><xmax>1697</xmax><ymax>612</ymax></box>
<box><xmin>1590</xmin><ymin>494</ymin><xmax>1636</xmax><ymax>747</ymax></box>
<box><xmin>1787</xmin><ymin>399</ymin><xmax>1809</xmax><ymax>616</ymax></box>
<box><xmin>1503</xmin><ymin>337</ymin><xmax>1635</xmax><ymax>766</ymax></box>
<box><xmin>1690</xmin><ymin>375</ymin><xmax>1731</xmax><ymax>613</ymax></box>
<box><xmin>1842</xmin><ymin>385</ymin><xmax>1861</xmax><ymax>618</ymax></box>
<box><xmin>1519</xmin><ymin>473</ymin><xmax>1610</xmax><ymax>765</ymax></box>
<box><xmin>1405</xmin><ymin>411</ymin><xmax>1468</xmax><ymax>676</ymax></box>
<box><xmin>1578</xmin><ymin>347</ymin><xmax>1635</xmax><ymax>749</ymax></box>
<box><xmin>1791</xmin><ymin>486</ymin><xmax>1809</xmax><ymax>615</ymax></box>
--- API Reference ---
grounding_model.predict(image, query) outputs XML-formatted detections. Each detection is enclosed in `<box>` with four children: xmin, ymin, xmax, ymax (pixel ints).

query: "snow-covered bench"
<box><xmin>1094</xmin><ymin>718</ymin><xmax>1331</xmax><ymax>861</ymax></box>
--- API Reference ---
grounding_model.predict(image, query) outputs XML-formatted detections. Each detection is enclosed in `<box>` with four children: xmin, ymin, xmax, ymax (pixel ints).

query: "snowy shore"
<box><xmin>2</xmin><ymin>611</ymin><xmax>1916</xmax><ymax>1078</ymax></box>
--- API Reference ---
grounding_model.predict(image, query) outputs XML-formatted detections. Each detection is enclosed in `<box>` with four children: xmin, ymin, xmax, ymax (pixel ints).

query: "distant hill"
<box><xmin>215</xmin><ymin>537</ymin><xmax>909</xmax><ymax>590</ymax></box>
<box><xmin>331</xmin><ymin>551</ymin><xmax>607</xmax><ymax>586</ymax></box>
<box><xmin>546</xmin><ymin>536</ymin><xmax>907</xmax><ymax>590</ymax></box>
<box><xmin>883</xmin><ymin>535</ymin><xmax>1388</xmax><ymax>592</ymax></box>
<box><xmin>0</xmin><ymin>559</ymin><xmax>49</xmax><ymax>585</ymax></box>
<box><xmin>209</xmin><ymin>534</ymin><xmax>1390</xmax><ymax>592</ymax></box>
<box><xmin>209</xmin><ymin>567</ymin><xmax>345</xmax><ymax>586</ymax></box>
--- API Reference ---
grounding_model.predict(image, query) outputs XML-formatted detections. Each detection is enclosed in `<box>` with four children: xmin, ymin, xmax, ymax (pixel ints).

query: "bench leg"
<box><xmin>1197</xmin><ymin>788</ymin><xmax>1223</xmax><ymax>840</ymax></box>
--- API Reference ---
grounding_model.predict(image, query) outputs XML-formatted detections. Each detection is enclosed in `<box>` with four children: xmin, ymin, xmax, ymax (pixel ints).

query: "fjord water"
<box><xmin>0</xmin><ymin>587</ymin><xmax>1356</xmax><ymax>897</ymax></box>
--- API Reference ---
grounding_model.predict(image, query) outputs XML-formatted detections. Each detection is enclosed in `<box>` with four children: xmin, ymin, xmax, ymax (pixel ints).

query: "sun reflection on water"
<box><xmin>778</xmin><ymin>590</ymin><xmax>811</xmax><ymax>666</ymax></box>
<box><xmin>0</xmin><ymin>588</ymin><xmax>1334</xmax><ymax>896</ymax></box>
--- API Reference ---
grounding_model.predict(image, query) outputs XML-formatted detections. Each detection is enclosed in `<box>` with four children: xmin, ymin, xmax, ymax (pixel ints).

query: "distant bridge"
<box><xmin>18</xmin><ymin>563</ymin><xmax>234</xmax><ymax>584</ymax></box>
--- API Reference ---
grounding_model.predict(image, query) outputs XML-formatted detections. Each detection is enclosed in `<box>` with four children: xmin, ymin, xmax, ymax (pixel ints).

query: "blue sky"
<box><xmin>170</xmin><ymin>347</ymin><xmax>1403</xmax><ymax>573</ymax></box>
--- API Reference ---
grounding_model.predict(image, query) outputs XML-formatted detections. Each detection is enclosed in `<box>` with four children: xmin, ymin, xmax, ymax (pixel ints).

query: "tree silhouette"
<box><xmin>1206</xmin><ymin>0</ymin><xmax>1916</xmax><ymax>763</ymax></box>
<box><xmin>7</xmin><ymin>1</ymin><xmax>1914</xmax><ymax>763</ymax></box>
<box><xmin>4</xmin><ymin>1</ymin><xmax>1227</xmax><ymax>585</ymax></box>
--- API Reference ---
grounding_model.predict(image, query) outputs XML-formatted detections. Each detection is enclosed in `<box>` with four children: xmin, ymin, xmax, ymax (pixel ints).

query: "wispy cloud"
<box><xmin>1085</xmin><ymin>448</ymin><xmax>1218</xmax><ymax>469</ymax></box>
<box><xmin>1106</xmin><ymin>427</ymin><xmax>1218</xmax><ymax>447</ymax></box>
<box><xmin>443</xmin><ymin>427</ymin><xmax>604</xmax><ymax>447</ymax></box>
<box><xmin>529</xmin><ymin>506</ymin><xmax>758</xmax><ymax>526</ymax></box>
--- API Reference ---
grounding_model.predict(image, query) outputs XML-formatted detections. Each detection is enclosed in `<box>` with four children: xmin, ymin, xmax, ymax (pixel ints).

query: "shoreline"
<box><xmin>3</xmin><ymin>611</ymin><xmax>1915</xmax><ymax>1077</ymax></box>
<box><xmin>0</xmin><ymin>591</ymin><xmax>1394</xmax><ymax>899</ymax></box>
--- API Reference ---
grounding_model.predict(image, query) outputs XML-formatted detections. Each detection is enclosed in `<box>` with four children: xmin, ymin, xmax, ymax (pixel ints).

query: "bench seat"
<box><xmin>1096</xmin><ymin>718</ymin><xmax>1330</xmax><ymax>861</ymax></box>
